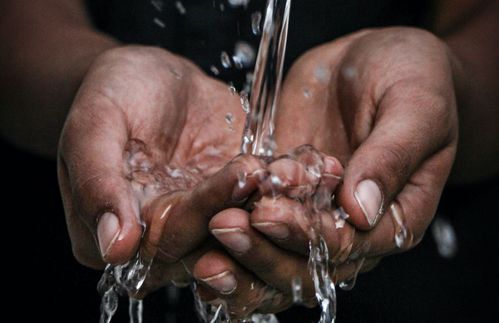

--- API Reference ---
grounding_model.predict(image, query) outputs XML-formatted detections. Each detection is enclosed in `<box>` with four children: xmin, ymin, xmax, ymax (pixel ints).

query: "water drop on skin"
<box><xmin>229</xmin><ymin>84</ymin><xmax>237</xmax><ymax>95</ymax></box>
<box><xmin>225</xmin><ymin>113</ymin><xmax>235</xmax><ymax>125</ymax></box>
<box><xmin>339</xmin><ymin>258</ymin><xmax>365</xmax><ymax>291</ymax></box>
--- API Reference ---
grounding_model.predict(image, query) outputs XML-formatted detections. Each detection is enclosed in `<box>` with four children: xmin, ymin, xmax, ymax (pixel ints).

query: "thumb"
<box><xmin>336</xmin><ymin>83</ymin><xmax>456</xmax><ymax>230</ymax></box>
<box><xmin>60</xmin><ymin>99</ymin><xmax>142</xmax><ymax>266</ymax></box>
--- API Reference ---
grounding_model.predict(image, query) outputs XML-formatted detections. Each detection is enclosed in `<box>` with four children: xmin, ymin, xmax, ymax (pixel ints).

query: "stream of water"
<box><xmin>96</xmin><ymin>1</ymin><xmax>413</xmax><ymax>322</ymax></box>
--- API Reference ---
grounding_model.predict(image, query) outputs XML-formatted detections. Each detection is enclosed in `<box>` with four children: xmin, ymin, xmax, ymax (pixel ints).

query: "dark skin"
<box><xmin>1</xmin><ymin>0</ymin><xmax>498</xmax><ymax>318</ymax></box>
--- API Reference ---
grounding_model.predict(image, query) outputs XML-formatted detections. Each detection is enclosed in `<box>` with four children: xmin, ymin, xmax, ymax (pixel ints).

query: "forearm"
<box><xmin>434</xmin><ymin>0</ymin><xmax>499</xmax><ymax>183</ymax></box>
<box><xmin>0</xmin><ymin>0</ymin><xmax>118</xmax><ymax>158</ymax></box>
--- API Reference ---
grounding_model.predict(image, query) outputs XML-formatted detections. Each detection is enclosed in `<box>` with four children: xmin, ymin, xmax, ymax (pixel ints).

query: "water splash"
<box><xmin>309</xmin><ymin>238</ymin><xmax>336</xmax><ymax>323</ymax></box>
<box><xmin>98</xmin><ymin>253</ymin><xmax>153</xmax><ymax>323</ymax></box>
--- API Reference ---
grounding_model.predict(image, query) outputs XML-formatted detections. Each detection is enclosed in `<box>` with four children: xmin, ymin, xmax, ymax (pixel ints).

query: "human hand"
<box><xmin>194</xmin><ymin>27</ymin><xmax>459</xmax><ymax>315</ymax></box>
<box><xmin>58</xmin><ymin>45</ymin><xmax>263</xmax><ymax>294</ymax></box>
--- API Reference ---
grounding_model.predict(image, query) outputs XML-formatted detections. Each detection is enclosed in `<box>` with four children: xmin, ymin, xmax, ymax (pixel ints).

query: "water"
<box><xmin>251</xmin><ymin>12</ymin><xmax>263</xmax><ymax>35</ymax></box>
<box><xmin>431</xmin><ymin>216</ymin><xmax>458</xmax><ymax>258</ymax></box>
<box><xmin>241</xmin><ymin>0</ymin><xmax>291</xmax><ymax>157</ymax></box>
<box><xmin>129</xmin><ymin>298</ymin><xmax>143</xmax><ymax>323</ymax></box>
<box><xmin>240</xmin><ymin>1</ymin><xmax>340</xmax><ymax>321</ymax></box>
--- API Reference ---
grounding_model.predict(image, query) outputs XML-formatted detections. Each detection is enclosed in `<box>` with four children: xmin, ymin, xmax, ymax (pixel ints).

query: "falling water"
<box><xmin>241</xmin><ymin>0</ymin><xmax>337</xmax><ymax>322</ymax></box>
<box><xmin>241</xmin><ymin>0</ymin><xmax>291</xmax><ymax>157</ymax></box>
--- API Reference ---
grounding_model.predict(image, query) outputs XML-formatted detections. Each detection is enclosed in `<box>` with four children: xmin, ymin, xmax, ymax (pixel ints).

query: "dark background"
<box><xmin>2</xmin><ymin>136</ymin><xmax>498</xmax><ymax>322</ymax></box>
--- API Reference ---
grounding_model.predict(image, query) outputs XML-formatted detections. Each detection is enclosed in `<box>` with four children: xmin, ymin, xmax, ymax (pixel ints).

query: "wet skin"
<box><xmin>59</xmin><ymin>27</ymin><xmax>458</xmax><ymax>317</ymax></box>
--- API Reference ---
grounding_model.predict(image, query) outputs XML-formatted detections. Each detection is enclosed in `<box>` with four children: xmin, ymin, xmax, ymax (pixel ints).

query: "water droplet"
<box><xmin>314</xmin><ymin>66</ymin><xmax>329</xmax><ymax>83</ymax></box>
<box><xmin>240</xmin><ymin>91</ymin><xmax>250</xmax><ymax>114</ymax></box>
<box><xmin>175</xmin><ymin>1</ymin><xmax>186</xmax><ymax>15</ymax></box>
<box><xmin>153</xmin><ymin>17</ymin><xmax>166</xmax><ymax>28</ymax></box>
<box><xmin>150</xmin><ymin>0</ymin><xmax>163</xmax><ymax>12</ymax></box>
<box><xmin>209</xmin><ymin>65</ymin><xmax>220</xmax><ymax>75</ymax></box>
<box><xmin>219</xmin><ymin>3</ymin><xmax>225</xmax><ymax>11</ymax></box>
<box><xmin>237</xmin><ymin>172</ymin><xmax>247</xmax><ymax>189</ymax></box>
<box><xmin>390</xmin><ymin>203</ymin><xmax>413</xmax><ymax>249</ymax></box>
<box><xmin>339</xmin><ymin>258</ymin><xmax>365</xmax><ymax>291</ymax></box>
<box><xmin>303</xmin><ymin>88</ymin><xmax>311</xmax><ymax>98</ymax></box>
<box><xmin>291</xmin><ymin>277</ymin><xmax>303</xmax><ymax>304</ymax></box>
<box><xmin>342</xmin><ymin>66</ymin><xmax>358</xmax><ymax>80</ymax></box>
<box><xmin>225</xmin><ymin>113</ymin><xmax>234</xmax><ymax>125</ymax></box>
<box><xmin>228</xmin><ymin>0</ymin><xmax>250</xmax><ymax>8</ymax></box>
<box><xmin>220</xmin><ymin>51</ymin><xmax>232</xmax><ymax>68</ymax></box>
<box><xmin>270</xmin><ymin>174</ymin><xmax>283</xmax><ymax>187</ymax></box>
<box><xmin>251</xmin><ymin>11</ymin><xmax>262</xmax><ymax>35</ymax></box>
<box><xmin>233</xmin><ymin>41</ymin><xmax>256</xmax><ymax>68</ymax></box>
<box><xmin>333</xmin><ymin>207</ymin><xmax>350</xmax><ymax>229</ymax></box>
<box><xmin>229</xmin><ymin>84</ymin><xmax>237</xmax><ymax>95</ymax></box>
<box><xmin>432</xmin><ymin>216</ymin><xmax>458</xmax><ymax>258</ymax></box>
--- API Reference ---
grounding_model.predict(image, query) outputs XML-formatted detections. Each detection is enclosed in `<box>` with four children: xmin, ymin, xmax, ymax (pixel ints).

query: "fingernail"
<box><xmin>97</xmin><ymin>212</ymin><xmax>121</xmax><ymax>259</ymax></box>
<box><xmin>354</xmin><ymin>180</ymin><xmax>383</xmax><ymax>227</ymax></box>
<box><xmin>201</xmin><ymin>271</ymin><xmax>237</xmax><ymax>295</ymax></box>
<box><xmin>323</xmin><ymin>156</ymin><xmax>337</xmax><ymax>174</ymax></box>
<box><xmin>211</xmin><ymin>228</ymin><xmax>251</xmax><ymax>253</ymax></box>
<box><xmin>252</xmin><ymin>222</ymin><xmax>290</xmax><ymax>239</ymax></box>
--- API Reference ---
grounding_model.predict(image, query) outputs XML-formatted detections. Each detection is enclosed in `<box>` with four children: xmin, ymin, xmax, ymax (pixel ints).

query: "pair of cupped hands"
<box><xmin>58</xmin><ymin>27</ymin><xmax>458</xmax><ymax>317</ymax></box>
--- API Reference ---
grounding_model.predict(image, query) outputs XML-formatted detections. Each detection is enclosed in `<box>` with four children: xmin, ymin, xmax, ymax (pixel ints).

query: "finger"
<box><xmin>250</xmin><ymin>196</ymin><xmax>356</xmax><ymax>263</ymax></box>
<box><xmin>337</xmin><ymin>81</ymin><xmax>457</xmax><ymax>230</ymax></box>
<box><xmin>346</xmin><ymin>147</ymin><xmax>456</xmax><ymax>259</ymax></box>
<box><xmin>192</xmin><ymin>249</ymin><xmax>290</xmax><ymax>319</ymax></box>
<box><xmin>60</xmin><ymin>97</ymin><xmax>142</xmax><ymax>265</ymax></box>
<box><xmin>209</xmin><ymin>208</ymin><xmax>319</xmax><ymax>301</ymax></box>
<box><xmin>250</xmin><ymin>154</ymin><xmax>346</xmax><ymax>258</ymax></box>
<box><xmin>141</xmin><ymin>154</ymin><xmax>265</xmax><ymax>263</ymax></box>
<box><xmin>58</xmin><ymin>157</ymin><xmax>104</xmax><ymax>269</ymax></box>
